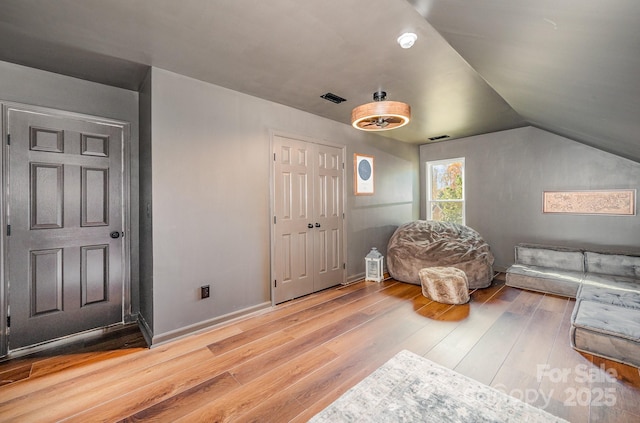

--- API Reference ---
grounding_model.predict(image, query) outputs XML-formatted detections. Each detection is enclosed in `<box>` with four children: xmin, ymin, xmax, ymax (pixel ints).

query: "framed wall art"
<box><xmin>542</xmin><ymin>189</ymin><xmax>636</xmax><ymax>215</ymax></box>
<box><xmin>354</xmin><ymin>154</ymin><xmax>374</xmax><ymax>195</ymax></box>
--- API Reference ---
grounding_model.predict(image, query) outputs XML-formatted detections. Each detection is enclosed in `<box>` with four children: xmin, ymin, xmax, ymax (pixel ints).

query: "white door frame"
<box><xmin>269</xmin><ymin>131</ymin><xmax>347</xmax><ymax>306</ymax></box>
<box><xmin>0</xmin><ymin>101</ymin><xmax>132</xmax><ymax>357</ymax></box>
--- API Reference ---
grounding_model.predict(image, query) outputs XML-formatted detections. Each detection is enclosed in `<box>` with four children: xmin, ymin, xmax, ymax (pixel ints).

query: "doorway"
<box><xmin>271</xmin><ymin>134</ymin><xmax>345</xmax><ymax>304</ymax></box>
<box><xmin>1</xmin><ymin>103</ymin><xmax>130</xmax><ymax>355</ymax></box>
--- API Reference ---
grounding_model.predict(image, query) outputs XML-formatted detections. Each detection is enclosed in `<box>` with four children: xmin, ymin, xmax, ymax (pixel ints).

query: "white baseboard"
<box><xmin>149</xmin><ymin>301</ymin><xmax>272</xmax><ymax>347</ymax></box>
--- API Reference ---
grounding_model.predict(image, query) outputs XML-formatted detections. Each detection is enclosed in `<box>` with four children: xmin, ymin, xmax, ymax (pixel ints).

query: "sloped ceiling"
<box><xmin>409</xmin><ymin>0</ymin><xmax>640</xmax><ymax>162</ymax></box>
<box><xmin>0</xmin><ymin>0</ymin><xmax>638</xmax><ymax>162</ymax></box>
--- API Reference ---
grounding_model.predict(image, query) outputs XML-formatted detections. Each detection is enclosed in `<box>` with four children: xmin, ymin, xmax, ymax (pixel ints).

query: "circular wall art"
<box><xmin>358</xmin><ymin>159</ymin><xmax>372</xmax><ymax>181</ymax></box>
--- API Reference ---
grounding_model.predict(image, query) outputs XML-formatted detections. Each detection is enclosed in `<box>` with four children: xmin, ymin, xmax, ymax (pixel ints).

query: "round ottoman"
<box><xmin>419</xmin><ymin>267</ymin><xmax>469</xmax><ymax>304</ymax></box>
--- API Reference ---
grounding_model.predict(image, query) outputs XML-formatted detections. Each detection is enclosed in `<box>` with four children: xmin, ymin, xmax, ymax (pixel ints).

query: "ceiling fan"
<box><xmin>361</xmin><ymin>115</ymin><xmax>404</xmax><ymax>129</ymax></box>
<box><xmin>351</xmin><ymin>91</ymin><xmax>411</xmax><ymax>132</ymax></box>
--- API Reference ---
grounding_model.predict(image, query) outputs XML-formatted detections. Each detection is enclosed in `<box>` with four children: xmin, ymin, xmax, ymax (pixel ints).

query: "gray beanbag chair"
<box><xmin>387</xmin><ymin>220</ymin><xmax>495</xmax><ymax>289</ymax></box>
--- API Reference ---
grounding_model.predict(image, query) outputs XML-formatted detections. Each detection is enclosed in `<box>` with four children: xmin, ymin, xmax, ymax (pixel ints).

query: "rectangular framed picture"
<box><xmin>354</xmin><ymin>154</ymin><xmax>374</xmax><ymax>195</ymax></box>
<box><xmin>542</xmin><ymin>189</ymin><xmax>636</xmax><ymax>215</ymax></box>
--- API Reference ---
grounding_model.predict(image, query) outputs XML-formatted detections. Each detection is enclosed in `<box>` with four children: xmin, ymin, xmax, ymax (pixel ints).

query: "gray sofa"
<box><xmin>506</xmin><ymin>244</ymin><xmax>640</xmax><ymax>368</ymax></box>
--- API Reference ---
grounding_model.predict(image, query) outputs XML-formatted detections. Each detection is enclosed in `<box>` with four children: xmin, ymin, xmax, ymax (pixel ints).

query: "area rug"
<box><xmin>310</xmin><ymin>350</ymin><xmax>567</xmax><ymax>423</ymax></box>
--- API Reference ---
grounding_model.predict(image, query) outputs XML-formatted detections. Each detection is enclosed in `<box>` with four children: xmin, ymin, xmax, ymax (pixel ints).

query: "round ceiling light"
<box><xmin>397</xmin><ymin>32</ymin><xmax>417</xmax><ymax>49</ymax></box>
<box><xmin>351</xmin><ymin>91</ymin><xmax>411</xmax><ymax>132</ymax></box>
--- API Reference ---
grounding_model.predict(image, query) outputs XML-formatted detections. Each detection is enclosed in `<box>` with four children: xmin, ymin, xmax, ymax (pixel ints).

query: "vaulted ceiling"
<box><xmin>1</xmin><ymin>0</ymin><xmax>639</xmax><ymax>162</ymax></box>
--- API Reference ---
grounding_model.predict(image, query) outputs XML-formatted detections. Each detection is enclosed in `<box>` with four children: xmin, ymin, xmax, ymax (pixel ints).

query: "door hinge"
<box><xmin>6</xmin><ymin>316</ymin><xmax>9</xmax><ymax>327</ymax></box>
<box><xmin>274</xmin><ymin>279</ymin><xmax>277</xmax><ymax>287</ymax></box>
<box><xmin>273</xmin><ymin>216</ymin><xmax>276</xmax><ymax>224</ymax></box>
<box><xmin>343</xmin><ymin>263</ymin><xmax>346</xmax><ymax>270</ymax></box>
<box><xmin>6</xmin><ymin>224</ymin><xmax>10</xmax><ymax>236</ymax></box>
<box><xmin>6</xmin><ymin>134</ymin><xmax>10</xmax><ymax>145</ymax></box>
<box><xmin>274</xmin><ymin>153</ymin><xmax>276</xmax><ymax>161</ymax></box>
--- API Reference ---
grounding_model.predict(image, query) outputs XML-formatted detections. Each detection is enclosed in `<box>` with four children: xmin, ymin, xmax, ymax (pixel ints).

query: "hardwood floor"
<box><xmin>1</xmin><ymin>275</ymin><xmax>639</xmax><ymax>422</ymax></box>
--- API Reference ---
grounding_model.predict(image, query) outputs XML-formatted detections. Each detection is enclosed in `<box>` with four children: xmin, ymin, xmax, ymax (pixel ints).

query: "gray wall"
<box><xmin>144</xmin><ymin>68</ymin><xmax>419</xmax><ymax>343</ymax></box>
<box><xmin>420</xmin><ymin>126</ymin><xmax>640</xmax><ymax>269</ymax></box>
<box><xmin>0</xmin><ymin>60</ymin><xmax>140</xmax><ymax>316</ymax></box>
<box><xmin>138</xmin><ymin>69</ymin><xmax>153</xmax><ymax>336</ymax></box>
<box><xmin>348</xmin><ymin>138</ymin><xmax>418</xmax><ymax>280</ymax></box>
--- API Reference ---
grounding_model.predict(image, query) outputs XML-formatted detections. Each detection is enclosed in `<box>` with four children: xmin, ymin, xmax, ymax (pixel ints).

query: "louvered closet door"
<box><xmin>7</xmin><ymin>106</ymin><xmax>124</xmax><ymax>350</ymax></box>
<box><xmin>273</xmin><ymin>135</ymin><xmax>344</xmax><ymax>304</ymax></box>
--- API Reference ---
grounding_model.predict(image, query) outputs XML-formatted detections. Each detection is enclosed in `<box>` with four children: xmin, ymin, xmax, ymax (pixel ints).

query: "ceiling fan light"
<box><xmin>397</xmin><ymin>32</ymin><xmax>417</xmax><ymax>49</ymax></box>
<box><xmin>351</xmin><ymin>101</ymin><xmax>411</xmax><ymax>131</ymax></box>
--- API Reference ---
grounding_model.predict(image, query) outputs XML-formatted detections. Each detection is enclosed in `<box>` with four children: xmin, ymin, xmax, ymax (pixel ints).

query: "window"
<box><xmin>427</xmin><ymin>157</ymin><xmax>465</xmax><ymax>225</ymax></box>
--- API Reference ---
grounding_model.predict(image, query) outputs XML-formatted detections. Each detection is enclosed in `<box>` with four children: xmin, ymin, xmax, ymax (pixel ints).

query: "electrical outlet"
<box><xmin>200</xmin><ymin>285</ymin><xmax>210</xmax><ymax>299</ymax></box>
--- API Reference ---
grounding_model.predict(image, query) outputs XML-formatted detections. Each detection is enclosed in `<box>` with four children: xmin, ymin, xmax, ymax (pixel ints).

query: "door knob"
<box><xmin>315</xmin><ymin>223</ymin><xmax>321</xmax><ymax>228</ymax></box>
<box><xmin>110</xmin><ymin>231</ymin><xmax>121</xmax><ymax>239</ymax></box>
<box><xmin>307</xmin><ymin>223</ymin><xmax>314</xmax><ymax>229</ymax></box>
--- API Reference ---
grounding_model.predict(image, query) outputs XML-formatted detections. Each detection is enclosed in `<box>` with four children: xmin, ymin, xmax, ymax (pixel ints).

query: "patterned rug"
<box><xmin>310</xmin><ymin>350</ymin><xmax>568</xmax><ymax>423</ymax></box>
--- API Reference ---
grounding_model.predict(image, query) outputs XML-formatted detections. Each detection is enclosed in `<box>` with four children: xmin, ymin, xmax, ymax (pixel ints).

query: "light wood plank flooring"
<box><xmin>1</xmin><ymin>275</ymin><xmax>639</xmax><ymax>422</ymax></box>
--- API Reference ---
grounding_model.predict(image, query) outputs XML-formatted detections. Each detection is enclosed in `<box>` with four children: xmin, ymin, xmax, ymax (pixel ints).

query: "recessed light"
<box><xmin>397</xmin><ymin>32</ymin><xmax>417</xmax><ymax>49</ymax></box>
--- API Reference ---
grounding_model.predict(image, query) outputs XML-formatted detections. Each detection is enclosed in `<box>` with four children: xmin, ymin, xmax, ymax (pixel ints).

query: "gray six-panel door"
<box><xmin>6</xmin><ymin>106</ymin><xmax>125</xmax><ymax>350</ymax></box>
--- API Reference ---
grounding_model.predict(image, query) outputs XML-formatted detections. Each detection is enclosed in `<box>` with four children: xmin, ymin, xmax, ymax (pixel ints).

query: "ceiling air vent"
<box><xmin>428</xmin><ymin>134</ymin><xmax>450</xmax><ymax>141</ymax></box>
<box><xmin>321</xmin><ymin>92</ymin><xmax>347</xmax><ymax>104</ymax></box>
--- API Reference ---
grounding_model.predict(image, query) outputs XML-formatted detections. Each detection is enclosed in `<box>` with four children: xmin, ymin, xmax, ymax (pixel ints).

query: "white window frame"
<box><xmin>426</xmin><ymin>157</ymin><xmax>466</xmax><ymax>225</ymax></box>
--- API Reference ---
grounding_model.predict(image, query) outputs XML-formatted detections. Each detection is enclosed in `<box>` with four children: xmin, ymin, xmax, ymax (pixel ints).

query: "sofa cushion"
<box><xmin>584</xmin><ymin>251</ymin><xmax>640</xmax><ymax>278</ymax></box>
<box><xmin>579</xmin><ymin>274</ymin><xmax>640</xmax><ymax>310</ymax></box>
<box><xmin>515</xmin><ymin>245</ymin><xmax>584</xmax><ymax>272</ymax></box>
<box><xmin>571</xmin><ymin>300</ymin><xmax>640</xmax><ymax>368</ymax></box>
<box><xmin>506</xmin><ymin>264</ymin><xmax>584</xmax><ymax>298</ymax></box>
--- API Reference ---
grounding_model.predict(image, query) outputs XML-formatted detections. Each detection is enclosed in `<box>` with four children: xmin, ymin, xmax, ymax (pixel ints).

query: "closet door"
<box><xmin>272</xmin><ymin>136</ymin><xmax>344</xmax><ymax>304</ymax></box>
<box><xmin>313</xmin><ymin>144</ymin><xmax>343</xmax><ymax>291</ymax></box>
<box><xmin>273</xmin><ymin>136</ymin><xmax>315</xmax><ymax>303</ymax></box>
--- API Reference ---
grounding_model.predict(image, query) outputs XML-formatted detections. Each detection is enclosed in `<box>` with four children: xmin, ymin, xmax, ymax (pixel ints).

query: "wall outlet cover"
<box><xmin>201</xmin><ymin>285</ymin><xmax>210</xmax><ymax>299</ymax></box>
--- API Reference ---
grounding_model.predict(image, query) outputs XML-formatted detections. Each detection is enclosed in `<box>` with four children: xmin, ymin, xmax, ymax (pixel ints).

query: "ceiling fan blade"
<box><xmin>358</xmin><ymin>115</ymin><xmax>401</xmax><ymax>129</ymax></box>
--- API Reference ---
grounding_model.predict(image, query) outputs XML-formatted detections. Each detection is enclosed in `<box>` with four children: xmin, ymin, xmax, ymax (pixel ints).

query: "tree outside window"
<box><xmin>427</xmin><ymin>158</ymin><xmax>465</xmax><ymax>225</ymax></box>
